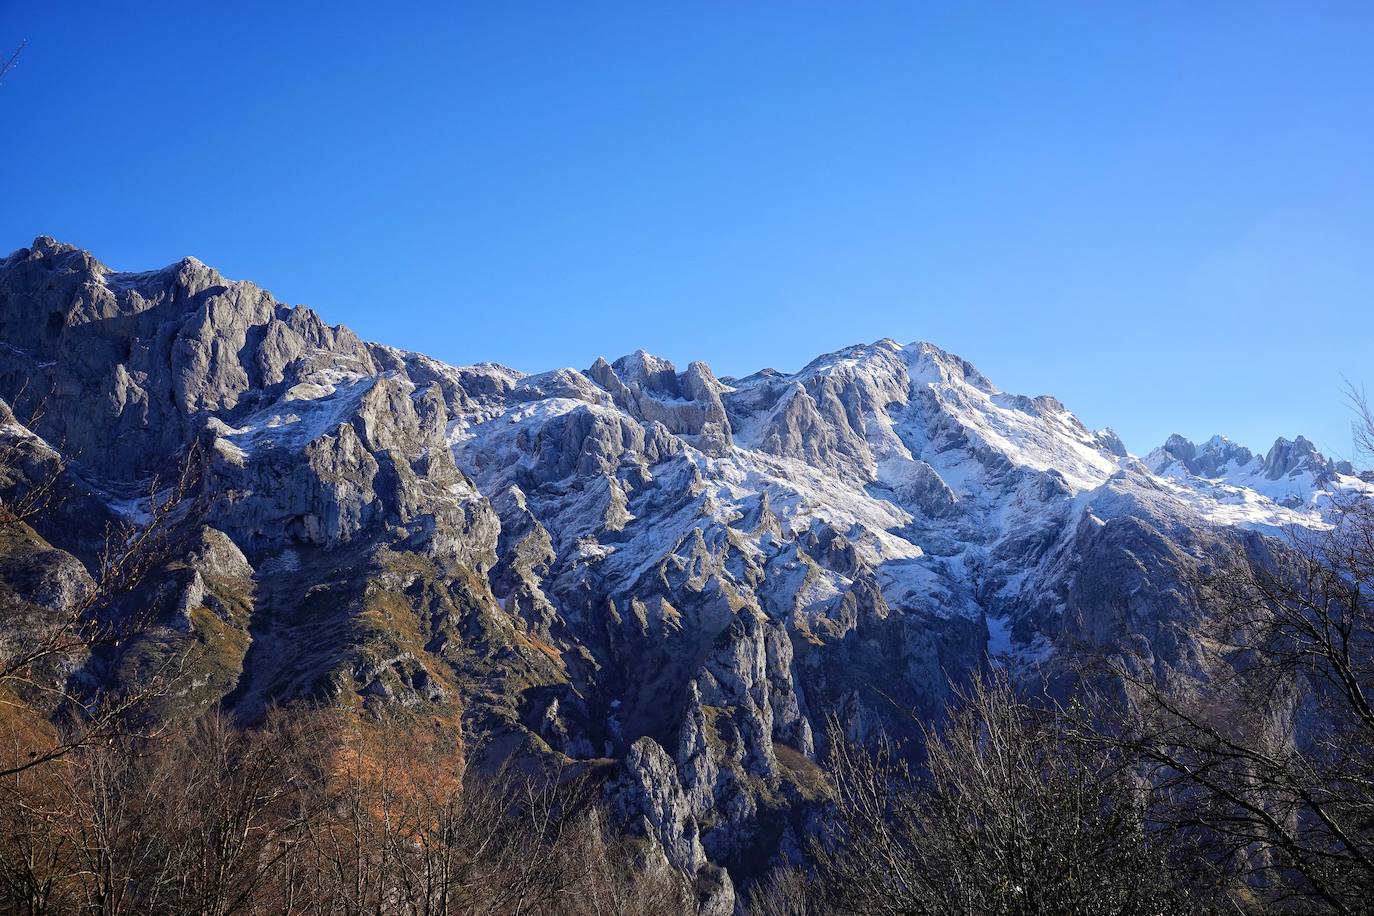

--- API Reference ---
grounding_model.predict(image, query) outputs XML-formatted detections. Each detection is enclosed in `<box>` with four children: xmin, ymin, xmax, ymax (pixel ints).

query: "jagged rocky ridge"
<box><xmin>0</xmin><ymin>238</ymin><xmax>1369</xmax><ymax>911</ymax></box>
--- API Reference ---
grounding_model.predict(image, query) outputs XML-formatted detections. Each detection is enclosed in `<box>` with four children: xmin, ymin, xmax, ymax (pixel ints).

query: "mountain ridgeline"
<box><xmin>0</xmin><ymin>237</ymin><xmax>1368</xmax><ymax>911</ymax></box>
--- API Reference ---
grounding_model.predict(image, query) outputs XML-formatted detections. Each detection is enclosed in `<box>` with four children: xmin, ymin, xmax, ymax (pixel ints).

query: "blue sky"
<box><xmin>2</xmin><ymin>2</ymin><xmax>1371</xmax><ymax>459</ymax></box>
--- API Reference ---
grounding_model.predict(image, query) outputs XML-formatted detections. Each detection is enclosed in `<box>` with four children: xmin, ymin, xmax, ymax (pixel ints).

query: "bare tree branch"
<box><xmin>0</xmin><ymin>41</ymin><xmax>23</xmax><ymax>87</ymax></box>
<box><xmin>1345</xmin><ymin>380</ymin><xmax>1374</xmax><ymax>470</ymax></box>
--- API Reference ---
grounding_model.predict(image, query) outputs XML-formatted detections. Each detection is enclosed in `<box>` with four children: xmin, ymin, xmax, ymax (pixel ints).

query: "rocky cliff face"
<box><xmin>1</xmin><ymin>238</ymin><xmax>1368</xmax><ymax>907</ymax></box>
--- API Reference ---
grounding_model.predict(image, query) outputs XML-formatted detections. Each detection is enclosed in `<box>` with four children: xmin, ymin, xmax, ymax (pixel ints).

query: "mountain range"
<box><xmin>1</xmin><ymin>237</ymin><xmax>1367</xmax><ymax>912</ymax></box>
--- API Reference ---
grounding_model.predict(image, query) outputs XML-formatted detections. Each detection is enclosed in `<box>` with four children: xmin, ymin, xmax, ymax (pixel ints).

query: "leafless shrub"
<box><xmin>745</xmin><ymin>866</ymin><xmax>830</xmax><ymax>916</ymax></box>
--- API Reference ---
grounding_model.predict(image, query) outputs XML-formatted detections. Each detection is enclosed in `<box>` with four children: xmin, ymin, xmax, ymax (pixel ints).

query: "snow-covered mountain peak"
<box><xmin>1261</xmin><ymin>434</ymin><xmax>1351</xmax><ymax>481</ymax></box>
<box><xmin>599</xmin><ymin>349</ymin><xmax>680</xmax><ymax>391</ymax></box>
<box><xmin>1147</xmin><ymin>431</ymin><xmax>1368</xmax><ymax>521</ymax></box>
<box><xmin>1150</xmin><ymin>431</ymin><xmax>1354</xmax><ymax>484</ymax></box>
<box><xmin>1148</xmin><ymin>433</ymin><xmax>1257</xmax><ymax>478</ymax></box>
<box><xmin>903</xmin><ymin>340</ymin><xmax>997</xmax><ymax>392</ymax></box>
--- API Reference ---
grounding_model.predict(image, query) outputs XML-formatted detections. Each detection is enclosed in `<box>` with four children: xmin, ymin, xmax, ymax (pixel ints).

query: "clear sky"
<box><xmin>2</xmin><ymin>2</ymin><xmax>1371</xmax><ymax>459</ymax></box>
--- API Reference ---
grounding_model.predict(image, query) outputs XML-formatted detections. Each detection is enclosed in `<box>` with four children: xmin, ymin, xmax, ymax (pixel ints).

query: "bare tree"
<box><xmin>812</xmin><ymin>672</ymin><xmax>1207</xmax><ymax>916</ymax></box>
<box><xmin>1347</xmin><ymin>382</ymin><xmax>1374</xmax><ymax>468</ymax></box>
<box><xmin>0</xmin><ymin>705</ymin><xmax>337</xmax><ymax>915</ymax></box>
<box><xmin>1106</xmin><ymin>505</ymin><xmax>1374</xmax><ymax>913</ymax></box>
<box><xmin>268</xmin><ymin>712</ymin><xmax>687</xmax><ymax>915</ymax></box>
<box><xmin>0</xmin><ymin>436</ymin><xmax>203</xmax><ymax>779</ymax></box>
<box><xmin>1097</xmin><ymin>397</ymin><xmax>1374</xmax><ymax>914</ymax></box>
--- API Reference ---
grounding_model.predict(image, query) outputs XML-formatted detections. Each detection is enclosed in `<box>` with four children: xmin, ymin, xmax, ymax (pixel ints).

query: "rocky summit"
<box><xmin>1</xmin><ymin>237</ymin><xmax>1369</xmax><ymax>908</ymax></box>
